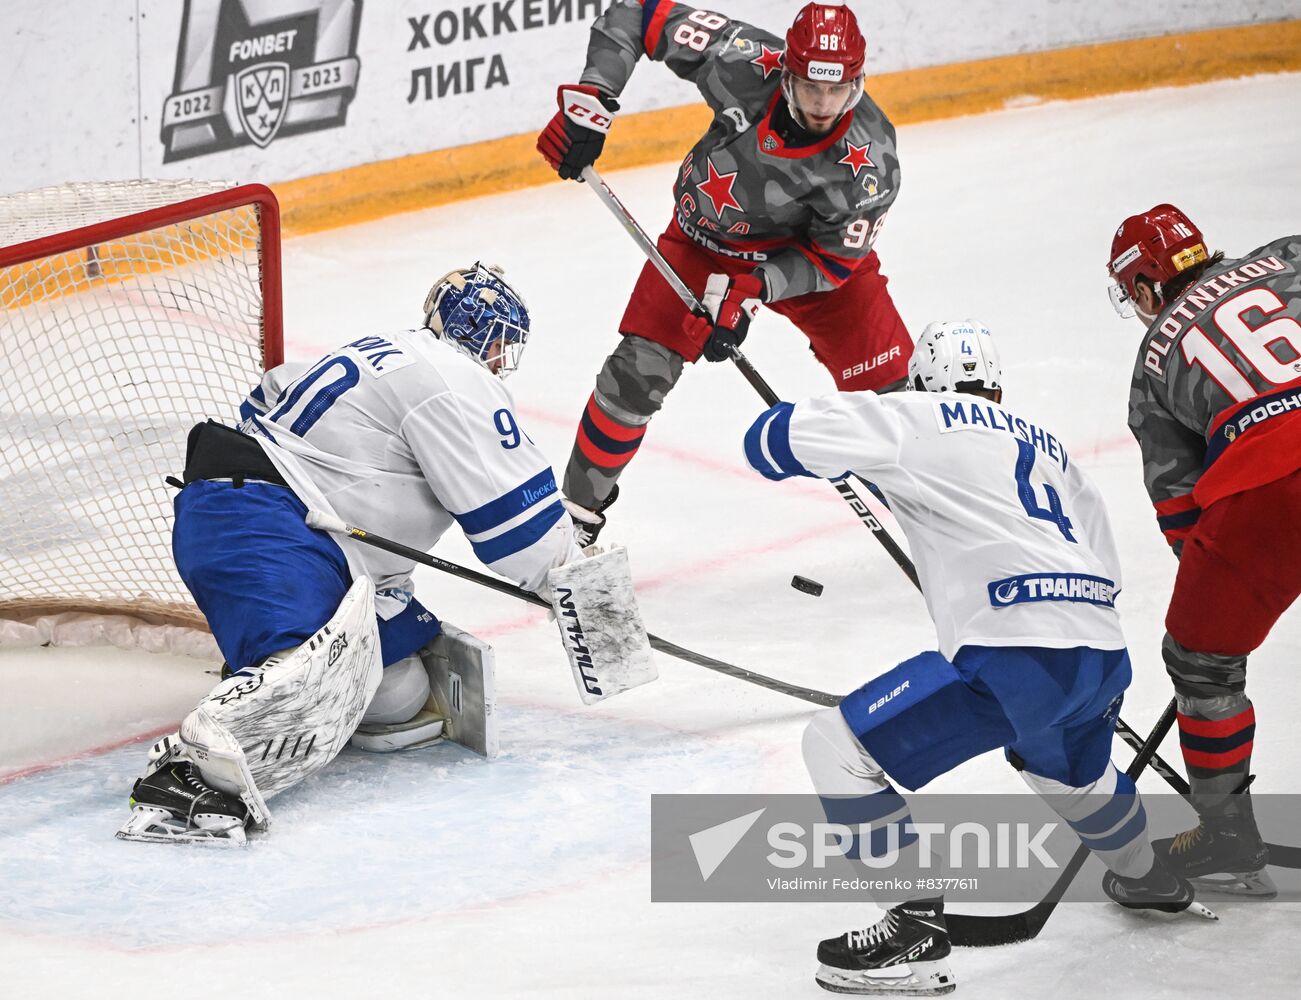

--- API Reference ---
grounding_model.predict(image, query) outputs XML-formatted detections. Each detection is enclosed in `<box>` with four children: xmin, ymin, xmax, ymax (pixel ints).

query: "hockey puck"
<box><xmin>791</xmin><ymin>575</ymin><xmax>824</xmax><ymax>597</ymax></box>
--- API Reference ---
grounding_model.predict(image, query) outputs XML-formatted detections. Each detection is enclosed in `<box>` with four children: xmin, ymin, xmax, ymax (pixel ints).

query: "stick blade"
<box><xmin>946</xmin><ymin>905</ymin><xmax>1047</xmax><ymax>948</ymax></box>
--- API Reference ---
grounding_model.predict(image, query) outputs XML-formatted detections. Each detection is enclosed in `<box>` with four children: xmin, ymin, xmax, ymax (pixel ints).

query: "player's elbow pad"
<box><xmin>744</xmin><ymin>403</ymin><xmax>816</xmax><ymax>482</ymax></box>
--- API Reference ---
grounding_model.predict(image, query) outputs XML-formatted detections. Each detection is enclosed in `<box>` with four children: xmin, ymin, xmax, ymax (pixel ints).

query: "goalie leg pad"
<box><xmin>547</xmin><ymin>545</ymin><xmax>657</xmax><ymax>704</ymax></box>
<box><xmin>422</xmin><ymin>622</ymin><xmax>499</xmax><ymax>759</ymax></box>
<box><xmin>180</xmin><ymin>576</ymin><xmax>383</xmax><ymax>828</ymax></box>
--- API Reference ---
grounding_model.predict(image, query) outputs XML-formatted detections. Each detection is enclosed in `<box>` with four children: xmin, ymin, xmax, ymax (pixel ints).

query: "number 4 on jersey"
<box><xmin>1014</xmin><ymin>440</ymin><xmax>1076</xmax><ymax>542</ymax></box>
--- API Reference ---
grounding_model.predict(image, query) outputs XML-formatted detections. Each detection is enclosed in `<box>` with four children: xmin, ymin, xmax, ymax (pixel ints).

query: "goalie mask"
<box><xmin>424</xmin><ymin>263</ymin><xmax>531</xmax><ymax>377</ymax></box>
<box><xmin>908</xmin><ymin>320</ymin><xmax>1003</xmax><ymax>394</ymax></box>
<box><xmin>782</xmin><ymin>2</ymin><xmax>866</xmax><ymax>134</ymax></box>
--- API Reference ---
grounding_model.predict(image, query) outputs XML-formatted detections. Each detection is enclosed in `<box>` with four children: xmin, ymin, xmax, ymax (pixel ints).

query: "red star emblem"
<box><xmin>838</xmin><ymin>141</ymin><xmax>876</xmax><ymax>178</ymax></box>
<box><xmin>697</xmin><ymin>159</ymin><xmax>744</xmax><ymax>219</ymax></box>
<box><xmin>751</xmin><ymin>44</ymin><xmax>784</xmax><ymax>80</ymax></box>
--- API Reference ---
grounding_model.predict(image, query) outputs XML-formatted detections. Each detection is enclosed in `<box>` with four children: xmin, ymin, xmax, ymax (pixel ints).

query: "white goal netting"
<box><xmin>0</xmin><ymin>180</ymin><xmax>281</xmax><ymax>654</ymax></box>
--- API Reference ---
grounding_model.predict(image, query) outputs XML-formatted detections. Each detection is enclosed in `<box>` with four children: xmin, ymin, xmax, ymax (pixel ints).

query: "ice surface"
<box><xmin>2</xmin><ymin>73</ymin><xmax>1299</xmax><ymax>998</ymax></box>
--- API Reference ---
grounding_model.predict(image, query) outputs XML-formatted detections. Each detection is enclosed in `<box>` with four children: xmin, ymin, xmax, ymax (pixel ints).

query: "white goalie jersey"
<box><xmin>239</xmin><ymin>329</ymin><xmax>581</xmax><ymax>613</ymax></box>
<box><xmin>745</xmin><ymin>391</ymin><xmax>1127</xmax><ymax>659</ymax></box>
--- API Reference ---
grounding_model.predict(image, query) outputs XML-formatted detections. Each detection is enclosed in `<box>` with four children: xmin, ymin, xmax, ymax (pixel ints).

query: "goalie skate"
<box><xmin>116</xmin><ymin>735</ymin><xmax>248</xmax><ymax>847</ymax></box>
<box><xmin>815</xmin><ymin>901</ymin><xmax>956</xmax><ymax>996</ymax></box>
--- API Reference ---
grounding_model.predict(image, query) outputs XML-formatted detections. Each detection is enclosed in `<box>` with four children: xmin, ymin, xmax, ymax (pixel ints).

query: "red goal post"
<box><xmin>0</xmin><ymin>180</ymin><xmax>283</xmax><ymax>655</ymax></box>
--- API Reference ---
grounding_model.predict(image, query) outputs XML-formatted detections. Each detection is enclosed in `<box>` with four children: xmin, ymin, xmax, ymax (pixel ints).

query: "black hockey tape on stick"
<box><xmin>305</xmin><ymin>511</ymin><xmax>842</xmax><ymax>709</ymax></box>
<box><xmin>791</xmin><ymin>575</ymin><xmax>824</xmax><ymax>597</ymax></box>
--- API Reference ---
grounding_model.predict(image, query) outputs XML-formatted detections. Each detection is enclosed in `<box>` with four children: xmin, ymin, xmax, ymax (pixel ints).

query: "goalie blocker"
<box><xmin>305</xmin><ymin>510</ymin><xmax>657</xmax><ymax>705</ymax></box>
<box><xmin>548</xmin><ymin>544</ymin><xmax>656</xmax><ymax>704</ymax></box>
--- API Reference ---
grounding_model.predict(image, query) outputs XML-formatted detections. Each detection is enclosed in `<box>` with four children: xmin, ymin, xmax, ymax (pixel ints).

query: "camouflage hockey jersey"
<box><xmin>580</xmin><ymin>0</ymin><xmax>901</xmax><ymax>302</ymax></box>
<box><xmin>1128</xmin><ymin>235</ymin><xmax>1301</xmax><ymax>547</ymax></box>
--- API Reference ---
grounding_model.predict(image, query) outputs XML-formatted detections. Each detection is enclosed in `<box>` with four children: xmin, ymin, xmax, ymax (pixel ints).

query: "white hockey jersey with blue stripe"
<box><xmin>240</xmin><ymin>329</ymin><xmax>580</xmax><ymax>614</ymax></box>
<box><xmin>745</xmin><ymin>391</ymin><xmax>1127</xmax><ymax>659</ymax></box>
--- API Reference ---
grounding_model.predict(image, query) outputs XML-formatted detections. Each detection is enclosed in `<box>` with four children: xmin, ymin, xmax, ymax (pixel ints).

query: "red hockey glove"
<box><xmin>688</xmin><ymin>272</ymin><xmax>765</xmax><ymax>363</ymax></box>
<box><xmin>536</xmin><ymin>85</ymin><xmax>619</xmax><ymax>181</ymax></box>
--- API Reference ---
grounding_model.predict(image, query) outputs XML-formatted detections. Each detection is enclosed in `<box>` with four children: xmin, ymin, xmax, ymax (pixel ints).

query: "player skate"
<box><xmin>1153</xmin><ymin>783</ymin><xmax>1276</xmax><ymax>897</ymax></box>
<box><xmin>116</xmin><ymin>735</ymin><xmax>249</xmax><ymax>846</ymax></box>
<box><xmin>1100</xmin><ymin>853</ymin><xmax>1216</xmax><ymax>914</ymax></box>
<box><xmin>815</xmin><ymin>900</ymin><xmax>955</xmax><ymax>996</ymax></box>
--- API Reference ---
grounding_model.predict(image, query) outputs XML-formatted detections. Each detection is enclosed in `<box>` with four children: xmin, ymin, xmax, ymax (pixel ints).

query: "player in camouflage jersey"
<box><xmin>537</xmin><ymin>1</ymin><xmax>910</xmax><ymax>540</ymax></box>
<box><xmin>1108</xmin><ymin>204</ymin><xmax>1301</xmax><ymax>896</ymax></box>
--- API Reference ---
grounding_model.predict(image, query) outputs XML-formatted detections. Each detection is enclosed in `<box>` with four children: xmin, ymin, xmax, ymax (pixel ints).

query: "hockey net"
<box><xmin>0</xmin><ymin>180</ymin><xmax>283</xmax><ymax>656</ymax></box>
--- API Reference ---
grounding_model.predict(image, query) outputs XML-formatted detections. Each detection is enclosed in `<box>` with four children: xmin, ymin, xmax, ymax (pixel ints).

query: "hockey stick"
<box><xmin>946</xmin><ymin>699</ymin><xmax>1182</xmax><ymax>947</ymax></box>
<box><xmin>580</xmin><ymin>166</ymin><xmax>921</xmax><ymax>590</ymax></box>
<box><xmin>305</xmin><ymin>511</ymin><xmax>841</xmax><ymax>708</ymax></box>
<box><xmin>578</xmin><ymin>168</ymin><xmax>1301</xmax><ymax>874</ymax></box>
<box><xmin>1111</xmin><ymin>715</ymin><xmax>1301</xmax><ymax>868</ymax></box>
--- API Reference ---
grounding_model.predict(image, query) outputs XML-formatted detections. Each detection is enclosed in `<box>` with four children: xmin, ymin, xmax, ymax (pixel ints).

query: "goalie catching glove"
<box><xmin>682</xmin><ymin>272</ymin><xmax>766</xmax><ymax>362</ymax></box>
<box><xmin>537</xmin><ymin>84</ymin><xmax>619</xmax><ymax>180</ymax></box>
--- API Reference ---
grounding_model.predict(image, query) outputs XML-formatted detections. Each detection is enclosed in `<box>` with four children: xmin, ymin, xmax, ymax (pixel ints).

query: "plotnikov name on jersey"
<box><xmin>1144</xmin><ymin>254</ymin><xmax>1291</xmax><ymax>377</ymax></box>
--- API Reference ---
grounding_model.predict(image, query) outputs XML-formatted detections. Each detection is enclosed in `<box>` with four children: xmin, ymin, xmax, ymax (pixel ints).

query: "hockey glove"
<box><xmin>692</xmin><ymin>272</ymin><xmax>765</xmax><ymax>363</ymax></box>
<box><xmin>537</xmin><ymin>85</ymin><xmax>620</xmax><ymax>181</ymax></box>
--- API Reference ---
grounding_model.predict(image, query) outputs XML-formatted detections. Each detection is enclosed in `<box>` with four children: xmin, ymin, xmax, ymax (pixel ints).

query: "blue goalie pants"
<box><xmin>840</xmin><ymin>645</ymin><xmax>1132</xmax><ymax>789</ymax></box>
<box><xmin>172</xmin><ymin>479</ymin><xmax>442</xmax><ymax>673</ymax></box>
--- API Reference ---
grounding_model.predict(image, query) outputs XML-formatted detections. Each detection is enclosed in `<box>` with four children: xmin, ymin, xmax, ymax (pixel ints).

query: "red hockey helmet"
<box><xmin>785</xmin><ymin>2</ymin><xmax>866</xmax><ymax>81</ymax></box>
<box><xmin>1107</xmin><ymin>204</ymin><xmax>1208</xmax><ymax>318</ymax></box>
<box><xmin>782</xmin><ymin>3</ymin><xmax>866</xmax><ymax>132</ymax></box>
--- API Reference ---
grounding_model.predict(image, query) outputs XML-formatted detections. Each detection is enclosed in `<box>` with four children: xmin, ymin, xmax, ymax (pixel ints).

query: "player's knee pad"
<box><xmin>801</xmin><ymin>708</ymin><xmax>889</xmax><ymax>796</ymax></box>
<box><xmin>362</xmin><ymin>654</ymin><xmax>431</xmax><ymax>725</ymax></box>
<box><xmin>597</xmin><ymin>336</ymin><xmax>685</xmax><ymax>420</ymax></box>
<box><xmin>1162</xmin><ymin>632</ymin><xmax>1247</xmax><ymax>699</ymax></box>
<box><xmin>179</xmin><ymin>576</ymin><xmax>383</xmax><ymax>829</ymax></box>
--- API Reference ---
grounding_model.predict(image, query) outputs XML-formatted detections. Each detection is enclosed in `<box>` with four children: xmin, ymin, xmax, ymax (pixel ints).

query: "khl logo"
<box><xmin>161</xmin><ymin>0</ymin><xmax>363</xmax><ymax>162</ymax></box>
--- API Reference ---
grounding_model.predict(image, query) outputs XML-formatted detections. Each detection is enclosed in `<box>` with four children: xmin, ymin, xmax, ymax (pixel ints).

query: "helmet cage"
<box><xmin>423</xmin><ymin>263</ymin><xmax>531</xmax><ymax>377</ymax></box>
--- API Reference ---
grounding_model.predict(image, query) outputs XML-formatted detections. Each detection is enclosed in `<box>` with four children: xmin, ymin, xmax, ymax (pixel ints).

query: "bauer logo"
<box><xmin>987</xmin><ymin>573</ymin><xmax>1117</xmax><ymax>609</ymax></box>
<box><xmin>161</xmin><ymin>0</ymin><xmax>363</xmax><ymax>162</ymax></box>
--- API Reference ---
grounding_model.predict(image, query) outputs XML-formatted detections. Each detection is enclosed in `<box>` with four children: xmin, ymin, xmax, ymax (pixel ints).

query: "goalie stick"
<box><xmin>580</xmin><ymin>166</ymin><xmax>920</xmax><ymax>591</ymax></box>
<box><xmin>305</xmin><ymin>511</ymin><xmax>841</xmax><ymax>708</ymax></box>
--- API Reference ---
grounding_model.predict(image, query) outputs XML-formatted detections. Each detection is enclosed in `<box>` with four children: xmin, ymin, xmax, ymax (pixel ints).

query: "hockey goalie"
<box><xmin>118</xmin><ymin>263</ymin><xmax>655</xmax><ymax>845</ymax></box>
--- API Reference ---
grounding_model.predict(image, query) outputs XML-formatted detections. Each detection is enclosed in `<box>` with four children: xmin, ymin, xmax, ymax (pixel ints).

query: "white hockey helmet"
<box><xmin>907</xmin><ymin>320</ymin><xmax>1002</xmax><ymax>394</ymax></box>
